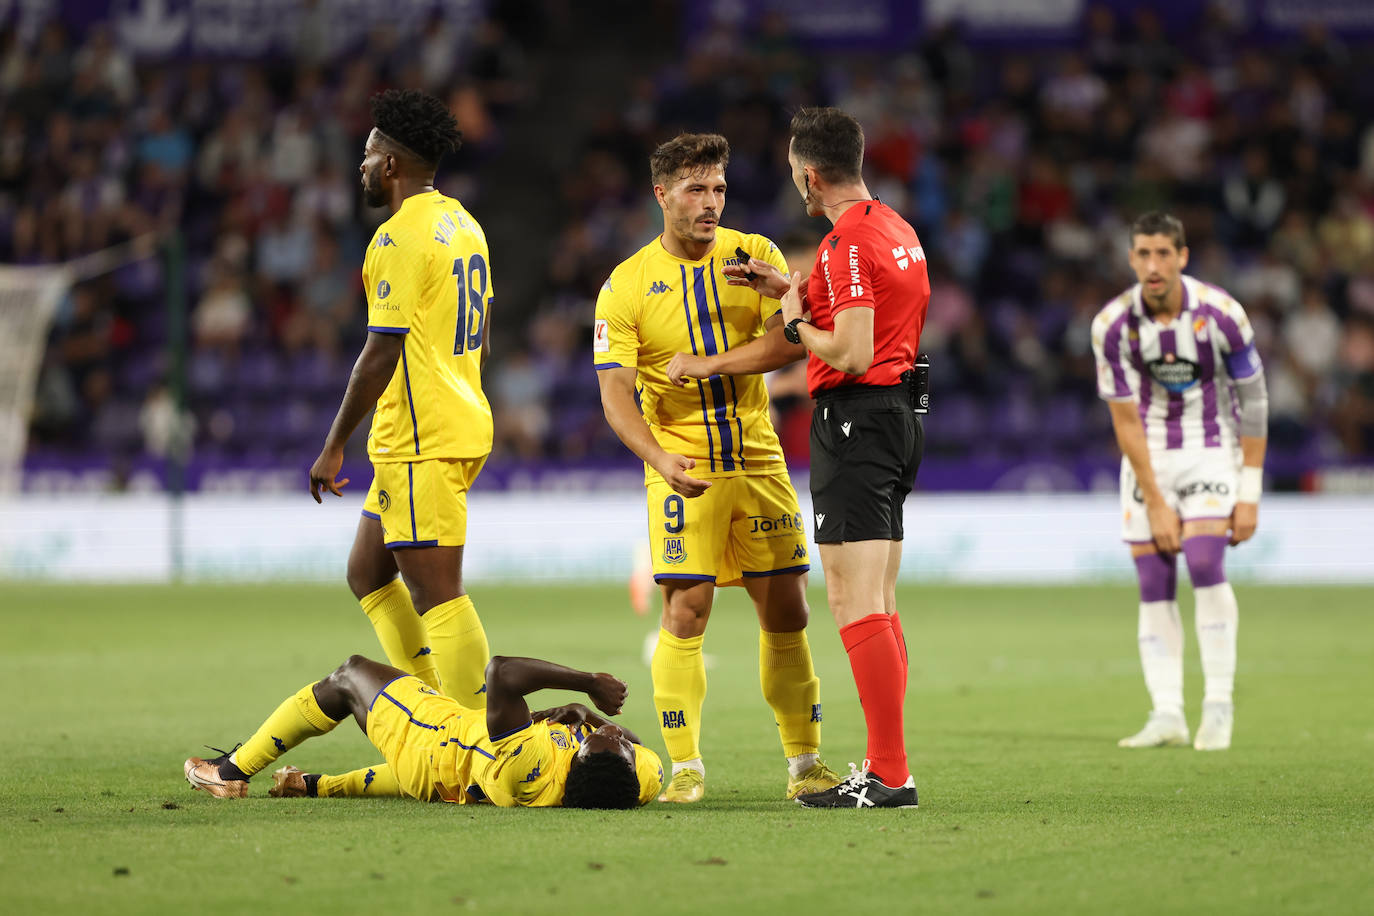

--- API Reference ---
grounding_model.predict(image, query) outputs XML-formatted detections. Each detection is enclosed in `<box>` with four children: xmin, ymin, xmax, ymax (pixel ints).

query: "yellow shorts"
<box><xmin>365</xmin><ymin>675</ymin><xmax>484</xmax><ymax>802</ymax></box>
<box><xmin>647</xmin><ymin>472</ymin><xmax>810</xmax><ymax>587</ymax></box>
<box><xmin>363</xmin><ymin>456</ymin><xmax>486</xmax><ymax>549</ymax></box>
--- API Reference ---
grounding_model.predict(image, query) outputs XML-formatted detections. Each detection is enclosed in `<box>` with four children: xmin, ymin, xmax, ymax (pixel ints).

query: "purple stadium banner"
<box><xmin>2</xmin><ymin>0</ymin><xmax>489</xmax><ymax>56</ymax></box>
<box><xmin>682</xmin><ymin>0</ymin><xmax>1374</xmax><ymax>48</ymax></box>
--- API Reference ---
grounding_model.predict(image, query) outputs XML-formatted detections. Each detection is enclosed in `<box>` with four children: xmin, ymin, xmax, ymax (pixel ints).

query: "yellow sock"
<box><xmin>759</xmin><ymin>629</ymin><xmax>822</xmax><ymax>757</ymax></box>
<box><xmin>317</xmin><ymin>763</ymin><xmax>403</xmax><ymax>797</ymax></box>
<box><xmin>232</xmin><ymin>684</ymin><xmax>340</xmax><ymax>776</ymax></box>
<box><xmin>360</xmin><ymin>579</ymin><xmax>440</xmax><ymax>689</ymax></box>
<box><xmin>424</xmin><ymin>595</ymin><xmax>490</xmax><ymax>707</ymax></box>
<box><xmin>651</xmin><ymin>628</ymin><xmax>707</xmax><ymax>763</ymax></box>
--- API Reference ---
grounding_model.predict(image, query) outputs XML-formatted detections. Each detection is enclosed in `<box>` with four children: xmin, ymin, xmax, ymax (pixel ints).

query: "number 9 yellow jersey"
<box><xmin>363</xmin><ymin>191</ymin><xmax>494</xmax><ymax>463</ymax></box>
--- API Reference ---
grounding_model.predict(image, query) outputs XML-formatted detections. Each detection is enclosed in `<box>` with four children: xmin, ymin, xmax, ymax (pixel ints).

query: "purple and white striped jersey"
<box><xmin>1091</xmin><ymin>275</ymin><xmax>1263</xmax><ymax>453</ymax></box>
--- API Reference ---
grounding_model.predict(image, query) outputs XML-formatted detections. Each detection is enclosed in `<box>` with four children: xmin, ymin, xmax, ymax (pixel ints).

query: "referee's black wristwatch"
<box><xmin>783</xmin><ymin>317</ymin><xmax>809</xmax><ymax>344</ymax></box>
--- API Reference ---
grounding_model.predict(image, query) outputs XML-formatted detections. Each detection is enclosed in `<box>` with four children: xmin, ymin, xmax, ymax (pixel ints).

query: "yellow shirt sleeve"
<box><xmin>593</xmin><ymin>271</ymin><xmax>640</xmax><ymax>370</ymax></box>
<box><xmin>486</xmin><ymin>722</ymin><xmax>566</xmax><ymax>807</ymax></box>
<box><xmin>365</xmin><ymin>228</ymin><xmax>428</xmax><ymax>334</ymax></box>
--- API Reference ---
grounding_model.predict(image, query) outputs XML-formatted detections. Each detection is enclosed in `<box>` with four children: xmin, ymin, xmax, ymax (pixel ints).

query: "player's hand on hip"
<box><xmin>657</xmin><ymin>454</ymin><xmax>712</xmax><ymax>498</ymax></box>
<box><xmin>723</xmin><ymin>258</ymin><xmax>791</xmax><ymax>299</ymax></box>
<box><xmin>667</xmin><ymin>352</ymin><xmax>711</xmax><ymax>387</ymax></box>
<box><xmin>308</xmin><ymin>447</ymin><xmax>349</xmax><ymax>503</ymax></box>
<box><xmin>1146</xmin><ymin>500</ymin><xmax>1182</xmax><ymax>554</ymax></box>
<box><xmin>1229</xmin><ymin>502</ymin><xmax>1258</xmax><ymax>545</ymax></box>
<box><xmin>586</xmin><ymin>673</ymin><xmax>627</xmax><ymax>717</ymax></box>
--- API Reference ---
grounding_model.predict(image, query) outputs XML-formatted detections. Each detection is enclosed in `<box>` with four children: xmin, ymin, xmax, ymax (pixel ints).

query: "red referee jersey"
<box><xmin>804</xmin><ymin>200</ymin><xmax>930</xmax><ymax>396</ymax></box>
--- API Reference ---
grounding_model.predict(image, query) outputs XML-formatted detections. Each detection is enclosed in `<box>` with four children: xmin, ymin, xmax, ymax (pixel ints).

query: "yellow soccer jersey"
<box><xmin>594</xmin><ymin>229</ymin><xmax>789</xmax><ymax>482</ymax></box>
<box><xmin>431</xmin><ymin>716</ymin><xmax>663</xmax><ymax>808</ymax></box>
<box><xmin>363</xmin><ymin>190</ymin><xmax>494</xmax><ymax>463</ymax></box>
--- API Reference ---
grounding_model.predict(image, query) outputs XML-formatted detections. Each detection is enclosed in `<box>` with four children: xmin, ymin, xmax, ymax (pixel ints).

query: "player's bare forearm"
<box><xmin>1107</xmin><ymin>399</ymin><xmax>1165</xmax><ymax>504</ymax></box>
<box><xmin>485</xmin><ymin>656</ymin><xmax>627</xmax><ymax>738</ymax></box>
<box><xmin>324</xmin><ymin>332</ymin><xmax>404</xmax><ymax>451</ymax></box>
<box><xmin>597</xmin><ymin>368</ymin><xmax>669</xmax><ymax>468</ymax></box>
<box><xmin>533</xmin><ymin>703</ymin><xmax>643</xmax><ymax>744</ymax></box>
<box><xmin>1239</xmin><ymin>435</ymin><xmax>1266</xmax><ymax>471</ymax></box>
<box><xmin>798</xmin><ymin>307</ymin><xmax>874</xmax><ymax>377</ymax></box>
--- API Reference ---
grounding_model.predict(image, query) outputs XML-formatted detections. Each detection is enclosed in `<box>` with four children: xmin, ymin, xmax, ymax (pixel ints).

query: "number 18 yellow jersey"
<box><xmin>363</xmin><ymin>190</ymin><xmax>494</xmax><ymax>463</ymax></box>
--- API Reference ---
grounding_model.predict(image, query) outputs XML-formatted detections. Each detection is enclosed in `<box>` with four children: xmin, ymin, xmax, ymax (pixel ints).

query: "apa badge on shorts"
<box><xmin>662</xmin><ymin>537</ymin><xmax>686</xmax><ymax>565</ymax></box>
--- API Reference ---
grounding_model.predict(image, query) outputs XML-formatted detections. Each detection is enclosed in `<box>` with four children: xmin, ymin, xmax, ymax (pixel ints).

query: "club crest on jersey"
<box><xmin>662</xmin><ymin>537</ymin><xmax>686</xmax><ymax>565</ymax></box>
<box><xmin>376</xmin><ymin>280</ymin><xmax>391</xmax><ymax>299</ymax></box>
<box><xmin>550</xmin><ymin>731</ymin><xmax>569</xmax><ymax>749</ymax></box>
<box><xmin>378</xmin><ymin>490</ymin><xmax>391</xmax><ymax>511</ymax></box>
<box><xmin>646</xmin><ymin>280</ymin><xmax>672</xmax><ymax>295</ymax></box>
<box><xmin>1147</xmin><ymin>354</ymin><xmax>1200</xmax><ymax>393</ymax></box>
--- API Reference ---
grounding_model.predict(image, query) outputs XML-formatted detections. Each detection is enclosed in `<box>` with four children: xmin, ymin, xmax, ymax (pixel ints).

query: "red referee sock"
<box><xmin>840</xmin><ymin>613</ymin><xmax>908</xmax><ymax>787</ymax></box>
<box><xmin>890</xmin><ymin>610</ymin><xmax>909</xmax><ymax>694</ymax></box>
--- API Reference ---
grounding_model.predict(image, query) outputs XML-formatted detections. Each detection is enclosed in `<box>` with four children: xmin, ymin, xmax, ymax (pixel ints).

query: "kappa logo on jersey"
<box><xmin>662</xmin><ymin>537</ymin><xmax>686</xmax><ymax>564</ymax></box>
<box><xmin>373</xmin><ymin>232</ymin><xmax>396</xmax><ymax>249</ymax></box>
<box><xmin>792</xmin><ymin>544</ymin><xmax>807</xmax><ymax>560</ymax></box>
<box><xmin>363</xmin><ymin>768</ymin><xmax>376</xmax><ymax>789</ymax></box>
<box><xmin>662</xmin><ymin>710</ymin><xmax>686</xmax><ymax>728</ymax></box>
<box><xmin>593</xmin><ymin>318</ymin><xmax>610</xmax><ymax>353</ymax></box>
<box><xmin>810</xmin><ymin>704</ymin><xmax>822</xmax><ymax>722</ymax></box>
<box><xmin>378</xmin><ymin>490</ymin><xmax>391</xmax><ymax>511</ymax></box>
<box><xmin>521</xmin><ymin>764</ymin><xmax>542</xmax><ymax>783</ymax></box>
<box><xmin>646</xmin><ymin>280</ymin><xmax>672</xmax><ymax>295</ymax></box>
<box><xmin>601</xmin><ymin>277</ymin><xmax>613</xmax><ymax>292</ymax></box>
<box><xmin>1147</xmin><ymin>354</ymin><xmax>1201</xmax><ymax>393</ymax></box>
<box><xmin>376</xmin><ymin>280</ymin><xmax>391</xmax><ymax>299</ymax></box>
<box><xmin>891</xmin><ymin>245</ymin><xmax>926</xmax><ymax>270</ymax></box>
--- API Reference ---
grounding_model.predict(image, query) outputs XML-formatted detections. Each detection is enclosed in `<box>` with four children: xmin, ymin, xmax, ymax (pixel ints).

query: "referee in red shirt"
<box><xmin>665</xmin><ymin>107</ymin><xmax>929</xmax><ymax>808</ymax></box>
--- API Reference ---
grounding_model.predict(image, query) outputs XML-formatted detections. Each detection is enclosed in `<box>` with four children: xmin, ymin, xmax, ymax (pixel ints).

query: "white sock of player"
<box><xmin>671</xmin><ymin>758</ymin><xmax>705</xmax><ymax>778</ymax></box>
<box><xmin>1138</xmin><ymin>600</ymin><xmax>1184</xmax><ymax>717</ymax></box>
<box><xmin>1194</xmin><ymin>583</ymin><xmax>1239</xmax><ymax>705</ymax></box>
<box><xmin>787</xmin><ymin>753</ymin><xmax>818</xmax><ymax>779</ymax></box>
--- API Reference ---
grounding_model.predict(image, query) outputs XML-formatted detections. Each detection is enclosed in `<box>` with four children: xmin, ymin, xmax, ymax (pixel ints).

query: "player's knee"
<box><xmin>1133</xmin><ymin>551</ymin><xmax>1178</xmax><ymax>602</ymax></box>
<box><xmin>1182</xmin><ymin>536</ymin><xmax>1227</xmax><ymax>588</ymax></box>
<box><xmin>345</xmin><ymin>560</ymin><xmax>392</xmax><ymax>601</ymax></box>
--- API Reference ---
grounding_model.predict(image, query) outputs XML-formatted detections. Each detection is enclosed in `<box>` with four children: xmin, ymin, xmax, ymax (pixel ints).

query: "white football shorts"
<box><xmin>1120</xmin><ymin>449</ymin><xmax>1240</xmax><ymax>543</ymax></box>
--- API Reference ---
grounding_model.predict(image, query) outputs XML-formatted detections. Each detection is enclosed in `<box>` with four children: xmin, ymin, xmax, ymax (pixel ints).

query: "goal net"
<box><xmin>0</xmin><ymin>235</ymin><xmax>159</xmax><ymax>494</ymax></box>
<box><xmin>0</xmin><ymin>265</ymin><xmax>71</xmax><ymax>494</ymax></box>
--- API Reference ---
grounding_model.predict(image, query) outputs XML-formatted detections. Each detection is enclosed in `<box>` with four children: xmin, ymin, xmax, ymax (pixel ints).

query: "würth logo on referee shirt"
<box><xmin>892</xmin><ymin>246</ymin><xmax>925</xmax><ymax>270</ymax></box>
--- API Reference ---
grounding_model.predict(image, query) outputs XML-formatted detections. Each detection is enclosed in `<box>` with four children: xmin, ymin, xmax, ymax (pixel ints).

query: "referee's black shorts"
<box><xmin>808</xmin><ymin>384</ymin><xmax>923</xmax><ymax>544</ymax></box>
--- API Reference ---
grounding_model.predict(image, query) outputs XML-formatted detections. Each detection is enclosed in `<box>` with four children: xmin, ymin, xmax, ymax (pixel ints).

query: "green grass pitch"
<box><xmin>1</xmin><ymin>581</ymin><xmax>1371</xmax><ymax>915</ymax></box>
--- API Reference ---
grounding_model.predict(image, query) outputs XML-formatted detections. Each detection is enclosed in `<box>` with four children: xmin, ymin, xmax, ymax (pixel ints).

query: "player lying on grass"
<box><xmin>184</xmin><ymin>654</ymin><xmax>663</xmax><ymax>808</ymax></box>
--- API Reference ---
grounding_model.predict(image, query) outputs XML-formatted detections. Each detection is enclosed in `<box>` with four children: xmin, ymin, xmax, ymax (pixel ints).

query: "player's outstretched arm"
<box><xmin>597</xmin><ymin>366</ymin><xmax>711</xmax><ymax>497</ymax></box>
<box><xmin>1107</xmin><ymin>399</ymin><xmax>1181</xmax><ymax>554</ymax></box>
<box><xmin>485</xmin><ymin>656</ymin><xmax>628</xmax><ymax>738</ymax></box>
<box><xmin>309</xmin><ymin>331</ymin><xmax>404</xmax><ymax>502</ymax></box>
<box><xmin>666</xmin><ymin>311</ymin><xmax>806</xmax><ymax>386</ymax></box>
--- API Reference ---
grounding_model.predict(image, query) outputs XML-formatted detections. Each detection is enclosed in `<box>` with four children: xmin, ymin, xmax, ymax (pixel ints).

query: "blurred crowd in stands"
<box><xmin>4</xmin><ymin>2</ymin><xmax>1374</xmax><ymax>486</ymax></box>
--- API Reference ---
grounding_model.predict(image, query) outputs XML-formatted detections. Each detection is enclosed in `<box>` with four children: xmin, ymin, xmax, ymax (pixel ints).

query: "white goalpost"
<box><xmin>0</xmin><ymin>236</ymin><xmax>159</xmax><ymax>494</ymax></box>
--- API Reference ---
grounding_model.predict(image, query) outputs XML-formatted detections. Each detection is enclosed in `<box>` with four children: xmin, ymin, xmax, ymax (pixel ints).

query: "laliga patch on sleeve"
<box><xmin>593</xmin><ymin>318</ymin><xmax>610</xmax><ymax>353</ymax></box>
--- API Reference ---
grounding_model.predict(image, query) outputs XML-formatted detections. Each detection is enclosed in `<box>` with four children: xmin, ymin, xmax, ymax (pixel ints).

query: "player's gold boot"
<box><xmin>658</xmin><ymin>767</ymin><xmax>705</xmax><ymax>803</ymax></box>
<box><xmin>786</xmin><ymin>760</ymin><xmax>843</xmax><ymax>800</ymax></box>
<box><xmin>184</xmin><ymin>756</ymin><xmax>248</xmax><ymax>798</ymax></box>
<box><xmin>269</xmin><ymin>766</ymin><xmax>309</xmax><ymax>798</ymax></box>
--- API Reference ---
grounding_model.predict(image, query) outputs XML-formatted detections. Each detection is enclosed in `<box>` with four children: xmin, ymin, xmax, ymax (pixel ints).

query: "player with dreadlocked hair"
<box><xmin>294</xmin><ymin>90</ymin><xmax>495</xmax><ymax>802</ymax></box>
